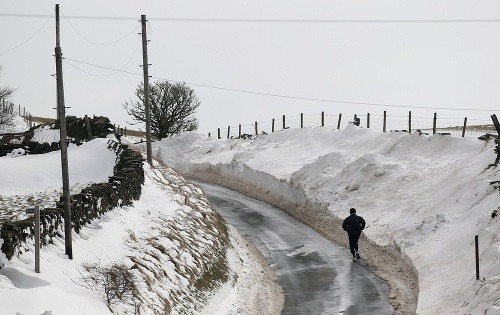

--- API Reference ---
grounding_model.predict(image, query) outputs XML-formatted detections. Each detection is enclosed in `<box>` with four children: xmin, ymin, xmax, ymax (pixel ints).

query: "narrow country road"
<box><xmin>192</xmin><ymin>180</ymin><xmax>394</xmax><ymax>315</ymax></box>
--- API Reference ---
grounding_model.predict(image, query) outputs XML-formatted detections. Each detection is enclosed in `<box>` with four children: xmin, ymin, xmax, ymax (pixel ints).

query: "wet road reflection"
<box><xmin>193</xmin><ymin>180</ymin><xmax>393</xmax><ymax>315</ymax></box>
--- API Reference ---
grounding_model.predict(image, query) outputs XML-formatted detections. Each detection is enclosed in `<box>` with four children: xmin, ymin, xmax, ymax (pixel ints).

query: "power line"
<box><xmin>3</xmin><ymin>13</ymin><xmax>500</xmax><ymax>23</ymax></box>
<box><xmin>0</xmin><ymin>13</ymin><xmax>135</xmax><ymax>21</ymax></box>
<box><xmin>63</xmin><ymin>38</ymin><xmax>141</xmax><ymax>76</ymax></box>
<box><xmin>62</xmin><ymin>14</ymin><xmax>140</xmax><ymax>45</ymax></box>
<box><xmin>147</xmin><ymin>17</ymin><xmax>500</xmax><ymax>24</ymax></box>
<box><xmin>63</xmin><ymin>56</ymin><xmax>142</xmax><ymax>76</ymax></box>
<box><xmin>62</xmin><ymin>56</ymin><xmax>499</xmax><ymax>113</ymax></box>
<box><xmin>149</xmin><ymin>78</ymin><xmax>499</xmax><ymax>112</ymax></box>
<box><xmin>0</xmin><ymin>14</ymin><xmax>53</xmax><ymax>55</ymax></box>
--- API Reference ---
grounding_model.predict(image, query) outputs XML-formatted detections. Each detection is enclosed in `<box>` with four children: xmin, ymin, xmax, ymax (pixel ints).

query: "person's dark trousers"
<box><xmin>348</xmin><ymin>232</ymin><xmax>361</xmax><ymax>256</ymax></box>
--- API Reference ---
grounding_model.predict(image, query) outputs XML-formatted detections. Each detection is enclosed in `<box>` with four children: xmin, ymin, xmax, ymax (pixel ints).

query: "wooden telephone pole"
<box><xmin>140</xmin><ymin>15</ymin><xmax>153</xmax><ymax>165</ymax></box>
<box><xmin>55</xmin><ymin>4</ymin><xmax>72</xmax><ymax>259</ymax></box>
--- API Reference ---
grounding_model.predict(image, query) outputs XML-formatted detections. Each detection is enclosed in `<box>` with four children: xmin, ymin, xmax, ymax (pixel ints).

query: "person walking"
<box><xmin>342</xmin><ymin>208</ymin><xmax>366</xmax><ymax>261</ymax></box>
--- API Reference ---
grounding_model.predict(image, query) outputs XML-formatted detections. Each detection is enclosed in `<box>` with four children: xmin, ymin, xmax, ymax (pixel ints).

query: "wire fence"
<box><xmin>0</xmin><ymin>102</ymin><xmax>34</xmax><ymax>133</ymax></box>
<box><xmin>208</xmin><ymin>111</ymin><xmax>497</xmax><ymax>140</ymax></box>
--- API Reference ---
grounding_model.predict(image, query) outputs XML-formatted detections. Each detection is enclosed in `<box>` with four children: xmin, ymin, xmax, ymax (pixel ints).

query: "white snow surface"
<box><xmin>0</xmin><ymin>116</ymin><xmax>29</xmax><ymax>134</ymax></box>
<box><xmin>152</xmin><ymin>126</ymin><xmax>500</xmax><ymax>314</ymax></box>
<box><xmin>0</xmin><ymin>118</ymin><xmax>281</xmax><ymax>315</ymax></box>
<box><xmin>0</xmin><ymin>138</ymin><xmax>116</xmax><ymax>196</ymax></box>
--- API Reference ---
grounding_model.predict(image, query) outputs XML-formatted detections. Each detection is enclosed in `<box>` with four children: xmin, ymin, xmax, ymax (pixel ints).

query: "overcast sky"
<box><xmin>1</xmin><ymin>1</ymin><xmax>500</xmax><ymax>135</ymax></box>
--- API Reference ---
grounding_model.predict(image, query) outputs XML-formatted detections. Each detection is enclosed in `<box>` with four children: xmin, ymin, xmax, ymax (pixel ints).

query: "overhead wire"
<box><xmin>149</xmin><ymin>78</ymin><xmax>500</xmax><ymax>113</ymax></box>
<box><xmin>63</xmin><ymin>38</ymin><xmax>141</xmax><ymax>76</ymax></box>
<box><xmin>146</xmin><ymin>17</ymin><xmax>500</xmax><ymax>24</ymax></box>
<box><xmin>36</xmin><ymin>11</ymin><xmax>497</xmax><ymax>113</ymax></box>
<box><xmin>3</xmin><ymin>13</ymin><xmax>500</xmax><ymax>23</ymax></box>
<box><xmin>0</xmin><ymin>14</ymin><xmax>53</xmax><ymax>55</ymax></box>
<box><xmin>62</xmin><ymin>14</ymin><xmax>140</xmax><ymax>46</ymax></box>
<box><xmin>61</xmin><ymin>56</ymin><xmax>499</xmax><ymax>113</ymax></box>
<box><xmin>63</xmin><ymin>53</ymin><xmax>141</xmax><ymax>77</ymax></box>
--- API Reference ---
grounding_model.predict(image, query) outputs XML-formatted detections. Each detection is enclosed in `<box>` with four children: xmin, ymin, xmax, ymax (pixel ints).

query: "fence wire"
<box><xmin>208</xmin><ymin>111</ymin><xmax>497</xmax><ymax>140</ymax></box>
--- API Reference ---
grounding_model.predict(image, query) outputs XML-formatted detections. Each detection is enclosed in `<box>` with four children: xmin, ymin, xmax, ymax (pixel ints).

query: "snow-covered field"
<box><xmin>151</xmin><ymin>124</ymin><xmax>500</xmax><ymax>314</ymax></box>
<box><xmin>0</xmin><ymin>119</ymin><xmax>282</xmax><ymax>314</ymax></box>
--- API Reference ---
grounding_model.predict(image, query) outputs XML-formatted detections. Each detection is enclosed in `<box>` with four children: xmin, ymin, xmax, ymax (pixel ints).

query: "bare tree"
<box><xmin>123</xmin><ymin>80</ymin><xmax>200</xmax><ymax>139</ymax></box>
<box><xmin>0</xmin><ymin>66</ymin><xmax>16</xmax><ymax>128</ymax></box>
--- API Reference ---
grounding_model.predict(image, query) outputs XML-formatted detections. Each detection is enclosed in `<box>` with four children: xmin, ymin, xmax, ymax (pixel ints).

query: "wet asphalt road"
<box><xmin>192</xmin><ymin>180</ymin><xmax>393</xmax><ymax>315</ymax></box>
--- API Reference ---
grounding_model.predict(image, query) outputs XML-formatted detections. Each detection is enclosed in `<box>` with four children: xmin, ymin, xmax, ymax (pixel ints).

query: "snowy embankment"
<box><xmin>152</xmin><ymin>125</ymin><xmax>500</xmax><ymax>314</ymax></box>
<box><xmin>1</xmin><ymin>122</ymin><xmax>282</xmax><ymax>314</ymax></box>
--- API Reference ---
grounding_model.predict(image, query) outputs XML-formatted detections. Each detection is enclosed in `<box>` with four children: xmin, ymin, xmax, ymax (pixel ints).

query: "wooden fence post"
<box><xmin>227</xmin><ymin>126</ymin><xmax>230</xmax><ymax>139</ymax></box>
<box><xmin>321</xmin><ymin>111</ymin><xmax>324</xmax><ymax>127</ymax></box>
<box><xmin>433</xmin><ymin>113</ymin><xmax>437</xmax><ymax>135</ymax></box>
<box><xmin>475</xmin><ymin>235</ymin><xmax>480</xmax><ymax>280</ymax></box>
<box><xmin>255</xmin><ymin>122</ymin><xmax>258</xmax><ymax>135</ymax></box>
<box><xmin>239</xmin><ymin>124</ymin><xmax>242</xmax><ymax>138</ymax></box>
<box><xmin>282</xmin><ymin>115</ymin><xmax>286</xmax><ymax>129</ymax></box>
<box><xmin>383</xmin><ymin>111</ymin><xmax>387</xmax><ymax>132</ymax></box>
<box><xmin>409</xmin><ymin>111</ymin><xmax>412</xmax><ymax>134</ymax></box>
<box><xmin>272</xmin><ymin>119</ymin><xmax>275</xmax><ymax>132</ymax></box>
<box><xmin>35</xmin><ymin>206</ymin><xmax>40</xmax><ymax>273</ymax></box>
<box><xmin>367</xmin><ymin>113</ymin><xmax>370</xmax><ymax>128</ymax></box>
<box><xmin>337</xmin><ymin>113</ymin><xmax>342</xmax><ymax>130</ymax></box>
<box><xmin>301</xmin><ymin>113</ymin><xmax>304</xmax><ymax>128</ymax></box>
<box><xmin>218</xmin><ymin>128</ymin><xmax>221</xmax><ymax>139</ymax></box>
<box><xmin>462</xmin><ymin>117</ymin><xmax>467</xmax><ymax>138</ymax></box>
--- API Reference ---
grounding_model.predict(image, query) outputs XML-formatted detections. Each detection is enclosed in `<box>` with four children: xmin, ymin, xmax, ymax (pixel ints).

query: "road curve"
<box><xmin>193</xmin><ymin>179</ymin><xmax>393</xmax><ymax>315</ymax></box>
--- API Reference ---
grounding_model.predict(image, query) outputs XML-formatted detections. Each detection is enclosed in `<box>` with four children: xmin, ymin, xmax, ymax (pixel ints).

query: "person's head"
<box><xmin>350</xmin><ymin>208</ymin><xmax>356</xmax><ymax>214</ymax></box>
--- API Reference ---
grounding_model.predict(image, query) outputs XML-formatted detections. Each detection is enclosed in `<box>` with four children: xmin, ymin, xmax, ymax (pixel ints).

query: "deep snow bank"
<box><xmin>154</xmin><ymin>126</ymin><xmax>500</xmax><ymax>314</ymax></box>
<box><xmin>0</xmin><ymin>137</ymin><xmax>117</xmax><ymax>196</ymax></box>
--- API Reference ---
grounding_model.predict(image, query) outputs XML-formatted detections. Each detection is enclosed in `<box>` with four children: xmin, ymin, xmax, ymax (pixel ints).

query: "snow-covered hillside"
<box><xmin>0</xmin><ymin>119</ymin><xmax>282</xmax><ymax>314</ymax></box>
<box><xmin>153</xmin><ymin>125</ymin><xmax>500</xmax><ymax>314</ymax></box>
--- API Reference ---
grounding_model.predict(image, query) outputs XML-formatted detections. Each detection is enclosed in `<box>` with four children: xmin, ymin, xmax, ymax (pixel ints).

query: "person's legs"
<box><xmin>348</xmin><ymin>233</ymin><xmax>357</xmax><ymax>256</ymax></box>
<box><xmin>353</xmin><ymin>233</ymin><xmax>361</xmax><ymax>258</ymax></box>
<box><xmin>349</xmin><ymin>233</ymin><xmax>361</xmax><ymax>259</ymax></box>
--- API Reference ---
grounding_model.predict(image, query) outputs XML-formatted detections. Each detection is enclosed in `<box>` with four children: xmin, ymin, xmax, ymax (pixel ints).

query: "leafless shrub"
<box><xmin>81</xmin><ymin>262</ymin><xmax>141</xmax><ymax>314</ymax></box>
<box><xmin>0</xmin><ymin>65</ymin><xmax>16</xmax><ymax>129</ymax></box>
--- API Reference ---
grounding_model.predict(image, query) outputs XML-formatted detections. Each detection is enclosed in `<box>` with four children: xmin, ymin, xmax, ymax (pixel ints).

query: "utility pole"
<box><xmin>140</xmin><ymin>15</ymin><xmax>153</xmax><ymax>165</ymax></box>
<box><xmin>55</xmin><ymin>4</ymin><xmax>72</xmax><ymax>259</ymax></box>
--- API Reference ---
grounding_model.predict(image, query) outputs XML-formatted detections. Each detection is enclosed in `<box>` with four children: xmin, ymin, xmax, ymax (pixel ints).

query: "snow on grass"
<box><xmin>0</xmin><ymin>116</ymin><xmax>29</xmax><ymax>134</ymax></box>
<box><xmin>1</xmin><ymin>138</ymin><xmax>116</xmax><ymax>196</ymax></box>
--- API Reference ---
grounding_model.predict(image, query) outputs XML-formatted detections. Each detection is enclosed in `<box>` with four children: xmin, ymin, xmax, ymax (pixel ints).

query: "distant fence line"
<box><xmin>209</xmin><ymin>111</ymin><xmax>497</xmax><ymax>140</ymax></box>
<box><xmin>1</xmin><ymin>101</ymin><xmax>34</xmax><ymax>127</ymax></box>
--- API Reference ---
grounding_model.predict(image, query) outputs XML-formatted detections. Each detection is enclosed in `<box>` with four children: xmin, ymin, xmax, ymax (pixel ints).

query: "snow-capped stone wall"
<box><xmin>0</xmin><ymin>115</ymin><xmax>115</xmax><ymax>157</ymax></box>
<box><xmin>0</xmin><ymin>141</ymin><xmax>144</xmax><ymax>259</ymax></box>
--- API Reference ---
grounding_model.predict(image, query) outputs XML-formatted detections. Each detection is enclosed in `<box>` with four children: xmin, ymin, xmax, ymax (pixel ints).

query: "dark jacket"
<box><xmin>342</xmin><ymin>214</ymin><xmax>366</xmax><ymax>235</ymax></box>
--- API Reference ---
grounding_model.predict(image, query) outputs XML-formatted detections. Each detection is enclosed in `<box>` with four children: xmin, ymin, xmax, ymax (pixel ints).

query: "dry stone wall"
<box><xmin>0</xmin><ymin>115</ymin><xmax>115</xmax><ymax>157</ymax></box>
<box><xmin>0</xmin><ymin>125</ymin><xmax>58</xmax><ymax>156</ymax></box>
<box><xmin>0</xmin><ymin>140</ymin><xmax>144</xmax><ymax>260</ymax></box>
